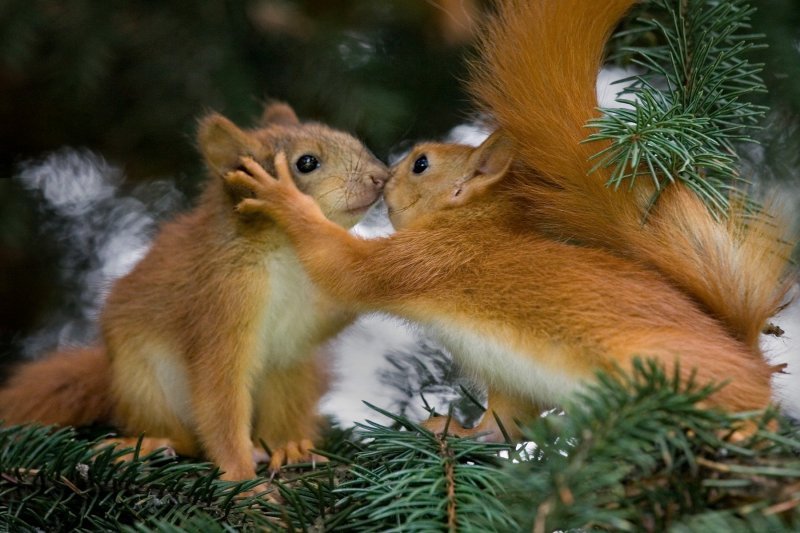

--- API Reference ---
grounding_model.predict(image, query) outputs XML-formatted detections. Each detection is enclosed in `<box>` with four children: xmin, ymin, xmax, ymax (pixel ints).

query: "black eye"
<box><xmin>412</xmin><ymin>155</ymin><xmax>429</xmax><ymax>174</ymax></box>
<box><xmin>296</xmin><ymin>154</ymin><xmax>320</xmax><ymax>173</ymax></box>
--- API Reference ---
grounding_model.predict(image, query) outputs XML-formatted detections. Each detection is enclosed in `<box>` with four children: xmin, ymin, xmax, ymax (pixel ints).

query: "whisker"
<box><xmin>389</xmin><ymin>196</ymin><xmax>420</xmax><ymax>214</ymax></box>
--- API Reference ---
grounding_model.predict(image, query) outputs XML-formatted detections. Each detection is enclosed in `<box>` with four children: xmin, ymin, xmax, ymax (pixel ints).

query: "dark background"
<box><xmin>0</xmin><ymin>0</ymin><xmax>798</xmax><ymax>366</ymax></box>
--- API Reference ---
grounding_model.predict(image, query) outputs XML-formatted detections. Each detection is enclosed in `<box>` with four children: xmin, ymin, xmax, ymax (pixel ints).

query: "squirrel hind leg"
<box><xmin>422</xmin><ymin>387</ymin><xmax>543</xmax><ymax>443</ymax></box>
<box><xmin>251</xmin><ymin>353</ymin><xmax>329</xmax><ymax>474</ymax></box>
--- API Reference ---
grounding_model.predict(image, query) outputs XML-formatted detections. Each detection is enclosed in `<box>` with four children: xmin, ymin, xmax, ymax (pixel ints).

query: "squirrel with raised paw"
<box><xmin>0</xmin><ymin>103</ymin><xmax>387</xmax><ymax>486</ymax></box>
<box><xmin>225</xmin><ymin>0</ymin><xmax>795</xmax><ymax>441</ymax></box>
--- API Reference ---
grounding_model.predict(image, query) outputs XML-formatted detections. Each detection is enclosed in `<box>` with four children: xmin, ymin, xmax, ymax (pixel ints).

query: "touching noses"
<box><xmin>369</xmin><ymin>168</ymin><xmax>389</xmax><ymax>191</ymax></box>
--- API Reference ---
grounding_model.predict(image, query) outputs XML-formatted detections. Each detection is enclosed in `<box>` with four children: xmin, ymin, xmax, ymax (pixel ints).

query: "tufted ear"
<box><xmin>260</xmin><ymin>101</ymin><xmax>300</xmax><ymax>127</ymax></box>
<box><xmin>449</xmin><ymin>131</ymin><xmax>515</xmax><ymax>206</ymax></box>
<box><xmin>197</xmin><ymin>113</ymin><xmax>261</xmax><ymax>175</ymax></box>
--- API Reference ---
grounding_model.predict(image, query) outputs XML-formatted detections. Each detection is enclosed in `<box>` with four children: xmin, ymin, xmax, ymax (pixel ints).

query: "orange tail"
<box><xmin>0</xmin><ymin>346</ymin><xmax>113</xmax><ymax>427</ymax></box>
<box><xmin>470</xmin><ymin>0</ymin><xmax>796</xmax><ymax>349</ymax></box>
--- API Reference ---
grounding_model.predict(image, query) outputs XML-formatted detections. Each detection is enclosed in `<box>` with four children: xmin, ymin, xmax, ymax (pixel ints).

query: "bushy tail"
<box><xmin>470</xmin><ymin>0</ymin><xmax>795</xmax><ymax>349</ymax></box>
<box><xmin>0</xmin><ymin>346</ymin><xmax>113</xmax><ymax>427</ymax></box>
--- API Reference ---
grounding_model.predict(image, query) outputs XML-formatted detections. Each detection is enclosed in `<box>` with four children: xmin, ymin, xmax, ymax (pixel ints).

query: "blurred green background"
<box><xmin>0</xmin><ymin>0</ymin><xmax>798</xmax><ymax>364</ymax></box>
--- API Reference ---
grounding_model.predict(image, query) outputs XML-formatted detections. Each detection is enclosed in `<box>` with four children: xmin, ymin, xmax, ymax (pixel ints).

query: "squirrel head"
<box><xmin>385</xmin><ymin>131</ymin><xmax>515</xmax><ymax>229</ymax></box>
<box><xmin>197</xmin><ymin>102</ymin><xmax>388</xmax><ymax>228</ymax></box>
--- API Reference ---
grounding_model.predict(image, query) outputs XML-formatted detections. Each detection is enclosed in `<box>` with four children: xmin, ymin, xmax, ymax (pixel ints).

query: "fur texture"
<box><xmin>229</xmin><ymin>0</ymin><xmax>796</xmax><ymax>439</ymax></box>
<box><xmin>0</xmin><ymin>346</ymin><xmax>112</xmax><ymax>426</ymax></box>
<box><xmin>0</xmin><ymin>103</ymin><xmax>387</xmax><ymax>482</ymax></box>
<box><xmin>470</xmin><ymin>0</ymin><xmax>795</xmax><ymax>350</ymax></box>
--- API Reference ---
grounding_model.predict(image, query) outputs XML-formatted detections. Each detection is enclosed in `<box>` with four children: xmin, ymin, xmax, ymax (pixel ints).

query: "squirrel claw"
<box><xmin>224</xmin><ymin>169</ymin><xmax>262</xmax><ymax>193</ymax></box>
<box><xmin>265</xmin><ymin>439</ymin><xmax>326</xmax><ymax>475</ymax></box>
<box><xmin>234</xmin><ymin>198</ymin><xmax>268</xmax><ymax>215</ymax></box>
<box><xmin>239</xmin><ymin>155</ymin><xmax>277</xmax><ymax>184</ymax></box>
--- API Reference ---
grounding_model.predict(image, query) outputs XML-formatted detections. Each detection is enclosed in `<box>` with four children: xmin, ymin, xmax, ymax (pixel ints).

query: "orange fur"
<box><xmin>231</xmin><ymin>138</ymin><xmax>776</xmax><ymax>442</ymax></box>
<box><xmin>470</xmin><ymin>0</ymin><xmax>795</xmax><ymax>349</ymax></box>
<box><xmin>231</xmin><ymin>1</ymin><xmax>794</xmax><ymax>435</ymax></box>
<box><xmin>0</xmin><ymin>346</ymin><xmax>112</xmax><ymax>427</ymax></box>
<box><xmin>0</xmin><ymin>103</ymin><xmax>386</xmax><ymax>483</ymax></box>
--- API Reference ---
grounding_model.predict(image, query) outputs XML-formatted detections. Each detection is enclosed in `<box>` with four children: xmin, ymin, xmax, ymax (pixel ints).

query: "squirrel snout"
<box><xmin>369</xmin><ymin>172</ymin><xmax>388</xmax><ymax>190</ymax></box>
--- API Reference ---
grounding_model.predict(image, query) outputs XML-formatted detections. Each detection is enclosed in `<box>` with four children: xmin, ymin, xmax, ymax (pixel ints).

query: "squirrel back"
<box><xmin>469</xmin><ymin>0</ymin><xmax>795</xmax><ymax>350</ymax></box>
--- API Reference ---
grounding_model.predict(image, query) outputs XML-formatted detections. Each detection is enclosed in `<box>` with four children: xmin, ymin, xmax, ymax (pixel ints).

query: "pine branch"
<box><xmin>587</xmin><ymin>0</ymin><xmax>767</xmax><ymax>215</ymax></box>
<box><xmin>0</xmin><ymin>425</ymin><xmax>273</xmax><ymax>531</ymax></box>
<box><xmin>506</xmin><ymin>359</ymin><xmax>800</xmax><ymax>532</ymax></box>
<box><xmin>2</xmin><ymin>363</ymin><xmax>798</xmax><ymax>531</ymax></box>
<box><xmin>319</xmin><ymin>404</ymin><xmax>517</xmax><ymax>532</ymax></box>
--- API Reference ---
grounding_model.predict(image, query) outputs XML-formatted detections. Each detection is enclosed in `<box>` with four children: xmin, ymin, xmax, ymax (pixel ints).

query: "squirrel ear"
<box><xmin>450</xmin><ymin>131</ymin><xmax>515</xmax><ymax>206</ymax></box>
<box><xmin>197</xmin><ymin>113</ymin><xmax>259</xmax><ymax>175</ymax></box>
<box><xmin>261</xmin><ymin>102</ymin><xmax>300</xmax><ymax>127</ymax></box>
<box><xmin>472</xmin><ymin>131</ymin><xmax>515</xmax><ymax>178</ymax></box>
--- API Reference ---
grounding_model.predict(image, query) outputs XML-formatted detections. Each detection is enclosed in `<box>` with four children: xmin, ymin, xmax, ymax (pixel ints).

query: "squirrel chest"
<box><xmin>256</xmin><ymin>246</ymin><xmax>351</xmax><ymax>367</ymax></box>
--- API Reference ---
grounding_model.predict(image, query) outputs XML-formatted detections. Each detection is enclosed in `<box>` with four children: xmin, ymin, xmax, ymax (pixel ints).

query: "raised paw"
<box><xmin>223</xmin><ymin>153</ymin><xmax>309</xmax><ymax>221</ymax></box>
<box><xmin>265</xmin><ymin>439</ymin><xmax>327</xmax><ymax>474</ymax></box>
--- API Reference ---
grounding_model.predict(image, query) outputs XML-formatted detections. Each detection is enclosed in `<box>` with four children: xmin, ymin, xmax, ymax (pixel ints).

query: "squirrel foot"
<box><xmin>235</xmin><ymin>481</ymin><xmax>281</xmax><ymax>504</ymax></box>
<box><xmin>97</xmin><ymin>436</ymin><xmax>177</xmax><ymax>461</ymax></box>
<box><xmin>723</xmin><ymin>417</ymin><xmax>778</xmax><ymax>444</ymax></box>
<box><xmin>422</xmin><ymin>415</ymin><xmax>492</xmax><ymax>440</ymax></box>
<box><xmin>224</xmin><ymin>154</ymin><xmax>321</xmax><ymax>223</ymax></box>
<box><xmin>258</xmin><ymin>439</ymin><xmax>327</xmax><ymax>474</ymax></box>
<box><xmin>421</xmin><ymin>414</ymin><xmax>507</xmax><ymax>442</ymax></box>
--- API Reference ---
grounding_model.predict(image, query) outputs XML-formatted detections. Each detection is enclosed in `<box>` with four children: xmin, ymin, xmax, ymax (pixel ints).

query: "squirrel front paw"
<box><xmin>222</xmin><ymin>157</ymin><xmax>275</xmax><ymax>216</ymax></box>
<box><xmin>224</xmin><ymin>153</ymin><xmax>329</xmax><ymax>232</ymax></box>
<box><xmin>223</xmin><ymin>153</ymin><xmax>305</xmax><ymax>217</ymax></box>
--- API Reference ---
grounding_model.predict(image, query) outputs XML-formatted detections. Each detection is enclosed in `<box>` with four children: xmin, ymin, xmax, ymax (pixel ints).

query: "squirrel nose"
<box><xmin>369</xmin><ymin>173</ymin><xmax>387</xmax><ymax>190</ymax></box>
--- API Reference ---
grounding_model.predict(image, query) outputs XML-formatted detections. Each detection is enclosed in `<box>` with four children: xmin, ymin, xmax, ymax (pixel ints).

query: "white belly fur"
<box><xmin>143</xmin><ymin>248</ymin><xmax>339</xmax><ymax>430</ymax></box>
<box><xmin>257</xmin><ymin>247</ymin><xmax>342</xmax><ymax>368</ymax></box>
<box><xmin>429</xmin><ymin>320</ymin><xmax>582</xmax><ymax>406</ymax></box>
<box><xmin>146</xmin><ymin>343</ymin><xmax>193</xmax><ymax>426</ymax></box>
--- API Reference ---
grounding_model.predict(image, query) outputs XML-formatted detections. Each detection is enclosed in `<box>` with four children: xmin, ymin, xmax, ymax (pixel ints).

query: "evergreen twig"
<box><xmin>506</xmin><ymin>359</ymin><xmax>800</xmax><ymax>532</ymax></box>
<box><xmin>587</xmin><ymin>0</ymin><xmax>767</xmax><ymax>215</ymax></box>
<box><xmin>0</xmin><ymin>425</ymin><xmax>273</xmax><ymax>530</ymax></box>
<box><xmin>326</xmin><ymin>403</ymin><xmax>517</xmax><ymax>532</ymax></box>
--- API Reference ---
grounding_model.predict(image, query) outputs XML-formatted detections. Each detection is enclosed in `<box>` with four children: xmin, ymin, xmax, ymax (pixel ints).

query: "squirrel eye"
<box><xmin>296</xmin><ymin>154</ymin><xmax>320</xmax><ymax>173</ymax></box>
<box><xmin>412</xmin><ymin>155</ymin><xmax>429</xmax><ymax>174</ymax></box>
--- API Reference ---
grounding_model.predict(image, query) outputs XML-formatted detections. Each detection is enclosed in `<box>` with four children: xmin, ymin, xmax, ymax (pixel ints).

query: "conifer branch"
<box><xmin>326</xmin><ymin>404</ymin><xmax>517</xmax><ymax>532</ymax></box>
<box><xmin>2</xmin><ymin>362</ymin><xmax>798</xmax><ymax>531</ymax></box>
<box><xmin>0</xmin><ymin>425</ymin><xmax>273</xmax><ymax>530</ymax></box>
<box><xmin>506</xmin><ymin>359</ymin><xmax>800</xmax><ymax>531</ymax></box>
<box><xmin>587</xmin><ymin>0</ymin><xmax>767</xmax><ymax>215</ymax></box>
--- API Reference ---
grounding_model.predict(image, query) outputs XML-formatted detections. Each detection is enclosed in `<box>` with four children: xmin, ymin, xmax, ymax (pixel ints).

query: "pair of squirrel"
<box><xmin>0</xmin><ymin>103</ymin><xmax>387</xmax><ymax>487</ymax></box>
<box><xmin>224</xmin><ymin>0</ymin><xmax>794</xmax><ymax>440</ymax></box>
<box><xmin>1</xmin><ymin>0</ymin><xmax>794</xmax><ymax>487</ymax></box>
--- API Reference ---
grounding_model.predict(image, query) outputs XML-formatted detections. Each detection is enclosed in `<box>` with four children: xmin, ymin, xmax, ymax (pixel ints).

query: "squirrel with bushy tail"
<box><xmin>227</xmin><ymin>0</ymin><xmax>796</xmax><ymax>440</ymax></box>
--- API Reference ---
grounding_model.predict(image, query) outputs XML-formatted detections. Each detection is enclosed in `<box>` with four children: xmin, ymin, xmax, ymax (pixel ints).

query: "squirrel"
<box><xmin>223</xmin><ymin>0</ymin><xmax>795</xmax><ymax>441</ymax></box>
<box><xmin>0</xmin><ymin>102</ymin><xmax>387</xmax><ymax>483</ymax></box>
